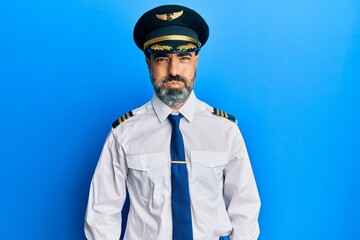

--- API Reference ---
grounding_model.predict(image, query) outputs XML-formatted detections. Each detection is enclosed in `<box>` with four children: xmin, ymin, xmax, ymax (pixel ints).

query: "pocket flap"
<box><xmin>191</xmin><ymin>151</ymin><xmax>228</xmax><ymax>167</ymax></box>
<box><xmin>127</xmin><ymin>152</ymin><xmax>169</xmax><ymax>171</ymax></box>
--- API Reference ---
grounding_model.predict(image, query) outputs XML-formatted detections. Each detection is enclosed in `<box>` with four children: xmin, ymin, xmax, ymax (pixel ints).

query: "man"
<box><xmin>85</xmin><ymin>4</ymin><xmax>260</xmax><ymax>240</ymax></box>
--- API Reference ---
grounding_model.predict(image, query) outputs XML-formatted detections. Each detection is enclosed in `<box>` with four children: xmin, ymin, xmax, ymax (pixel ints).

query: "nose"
<box><xmin>168</xmin><ymin>58</ymin><xmax>179</xmax><ymax>76</ymax></box>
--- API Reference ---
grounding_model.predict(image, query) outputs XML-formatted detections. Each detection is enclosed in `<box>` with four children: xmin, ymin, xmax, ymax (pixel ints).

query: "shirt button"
<box><xmin>145</xmin><ymin>163</ymin><xmax>151</xmax><ymax>169</ymax></box>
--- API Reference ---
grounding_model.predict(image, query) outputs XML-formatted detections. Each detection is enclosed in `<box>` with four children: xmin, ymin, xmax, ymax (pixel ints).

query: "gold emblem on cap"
<box><xmin>156</xmin><ymin>10</ymin><xmax>183</xmax><ymax>21</ymax></box>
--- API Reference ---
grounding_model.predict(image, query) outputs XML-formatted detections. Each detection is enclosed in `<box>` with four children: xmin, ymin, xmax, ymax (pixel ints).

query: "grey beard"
<box><xmin>151</xmin><ymin>73</ymin><xmax>195</xmax><ymax>107</ymax></box>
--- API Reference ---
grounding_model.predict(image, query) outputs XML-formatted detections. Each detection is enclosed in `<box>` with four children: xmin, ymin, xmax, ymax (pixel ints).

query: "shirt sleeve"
<box><xmin>223</xmin><ymin>126</ymin><xmax>261</xmax><ymax>240</ymax></box>
<box><xmin>84</xmin><ymin>130</ymin><xmax>128</xmax><ymax>240</ymax></box>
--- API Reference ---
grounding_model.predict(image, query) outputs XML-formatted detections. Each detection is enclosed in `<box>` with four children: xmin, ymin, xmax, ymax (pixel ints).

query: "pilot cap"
<box><xmin>133</xmin><ymin>5</ymin><xmax>209</xmax><ymax>54</ymax></box>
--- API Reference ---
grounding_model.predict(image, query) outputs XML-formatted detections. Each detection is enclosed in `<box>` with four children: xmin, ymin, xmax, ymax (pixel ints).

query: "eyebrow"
<box><xmin>153</xmin><ymin>53</ymin><xmax>169</xmax><ymax>58</ymax></box>
<box><xmin>177</xmin><ymin>52</ymin><xmax>192</xmax><ymax>57</ymax></box>
<box><xmin>152</xmin><ymin>52</ymin><xmax>193</xmax><ymax>59</ymax></box>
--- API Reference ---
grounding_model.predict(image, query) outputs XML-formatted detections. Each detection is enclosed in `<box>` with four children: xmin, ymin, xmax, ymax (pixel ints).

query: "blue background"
<box><xmin>1</xmin><ymin>0</ymin><xmax>359</xmax><ymax>239</ymax></box>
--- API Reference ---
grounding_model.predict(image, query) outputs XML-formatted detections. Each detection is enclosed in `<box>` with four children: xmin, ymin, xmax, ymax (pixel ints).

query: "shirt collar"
<box><xmin>151</xmin><ymin>91</ymin><xmax>196</xmax><ymax>124</ymax></box>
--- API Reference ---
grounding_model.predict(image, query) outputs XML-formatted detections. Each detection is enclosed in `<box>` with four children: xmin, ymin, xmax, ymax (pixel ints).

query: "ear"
<box><xmin>194</xmin><ymin>53</ymin><xmax>199</xmax><ymax>65</ymax></box>
<box><xmin>146</xmin><ymin>56</ymin><xmax>151</xmax><ymax>70</ymax></box>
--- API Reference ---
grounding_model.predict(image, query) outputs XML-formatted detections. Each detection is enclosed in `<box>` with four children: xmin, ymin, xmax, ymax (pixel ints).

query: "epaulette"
<box><xmin>212</xmin><ymin>107</ymin><xmax>237</xmax><ymax>123</ymax></box>
<box><xmin>112</xmin><ymin>111</ymin><xmax>134</xmax><ymax>129</ymax></box>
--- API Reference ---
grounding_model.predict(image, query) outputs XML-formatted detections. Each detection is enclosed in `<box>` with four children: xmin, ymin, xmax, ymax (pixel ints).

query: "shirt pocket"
<box><xmin>191</xmin><ymin>151</ymin><xmax>229</xmax><ymax>200</ymax></box>
<box><xmin>127</xmin><ymin>152</ymin><xmax>170</xmax><ymax>204</ymax></box>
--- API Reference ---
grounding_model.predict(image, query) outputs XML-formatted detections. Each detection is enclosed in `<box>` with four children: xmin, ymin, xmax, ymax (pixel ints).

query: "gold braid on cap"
<box><xmin>150</xmin><ymin>44</ymin><xmax>173</xmax><ymax>51</ymax></box>
<box><xmin>177</xmin><ymin>43</ymin><xmax>197</xmax><ymax>51</ymax></box>
<box><xmin>143</xmin><ymin>35</ymin><xmax>201</xmax><ymax>50</ymax></box>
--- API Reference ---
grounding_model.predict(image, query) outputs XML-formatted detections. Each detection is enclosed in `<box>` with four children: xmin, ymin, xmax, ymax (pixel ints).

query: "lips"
<box><xmin>167</xmin><ymin>80</ymin><xmax>183</xmax><ymax>83</ymax></box>
<box><xmin>164</xmin><ymin>80</ymin><xmax>185</xmax><ymax>87</ymax></box>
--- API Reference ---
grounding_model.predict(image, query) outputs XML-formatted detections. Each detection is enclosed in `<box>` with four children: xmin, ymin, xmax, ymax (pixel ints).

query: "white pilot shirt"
<box><xmin>84</xmin><ymin>92</ymin><xmax>260</xmax><ymax>240</ymax></box>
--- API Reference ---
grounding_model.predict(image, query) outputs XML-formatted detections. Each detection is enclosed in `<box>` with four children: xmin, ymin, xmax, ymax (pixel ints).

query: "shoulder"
<box><xmin>196</xmin><ymin>99</ymin><xmax>237</xmax><ymax>124</ymax></box>
<box><xmin>112</xmin><ymin>110</ymin><xmax>134</xmax><ymax>129</ymax></box>
<box><xmin>111</xmin><ymin>101</ymin><xmax>152</xmax><ymax>129</ymax></box>
<box><xmin>212</xmin><ymin>107</ymin><xmax>237</xmax><ymax>123</ymax></box>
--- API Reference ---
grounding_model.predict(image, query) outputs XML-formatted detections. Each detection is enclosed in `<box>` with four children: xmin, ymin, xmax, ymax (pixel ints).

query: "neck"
<box><xmin>155</xmin><ymin>91</ymin><xmax>192</xmax><ymax>110</ymax></box>
<box><xmin>169</xmin><ymin>93</ymin><xmax>192</xmax><ymax>110</ymax></box>
<box><xmin>169</xmin><ymin>102</ymin><xmax>185</xmax><ymax>110</ymax></box>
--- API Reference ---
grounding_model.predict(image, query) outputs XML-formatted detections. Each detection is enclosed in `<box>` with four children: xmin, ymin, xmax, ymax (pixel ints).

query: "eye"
<box><xmin>180</xmin><ymin>56</ymin><xmax>191</xmax><ymax>61</ymax></box>
<box><xmin>155</xmin><ymin>57</ymin><xmax>168</xmax><ymax>63</ymax></box>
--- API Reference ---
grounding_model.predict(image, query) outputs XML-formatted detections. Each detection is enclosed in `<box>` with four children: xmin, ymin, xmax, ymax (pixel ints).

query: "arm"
<box><xmin>84</xmin><ymin>130</ymin><xmax>127</xmax><ymax>240</ymax></box>
<box><xmin>223</xmin><ymin>126</ymin><xmax>261</xmax><ymax>239</ymax></box>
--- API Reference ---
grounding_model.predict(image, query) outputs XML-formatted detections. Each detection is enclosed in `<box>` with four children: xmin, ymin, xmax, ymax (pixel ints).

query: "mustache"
<box><xmin>162</xmin><ymin>75</ymin><xmax>187</xmax><ymax>84</ymax></box>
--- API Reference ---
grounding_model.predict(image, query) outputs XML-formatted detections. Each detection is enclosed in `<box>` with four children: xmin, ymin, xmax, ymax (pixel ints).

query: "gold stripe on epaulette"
<box><xmin>112</xmin><ymin>111</ymin><xmax>134</xmax><ymax>129</ymax></box>
<box><xmin>212</xmin><ymin>107</ymin><xmax>236</xmax><ymax>123</ymax></box>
